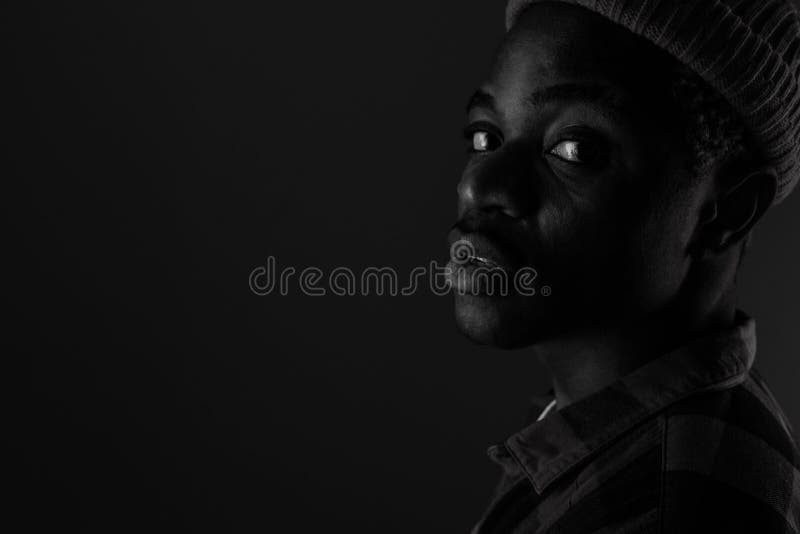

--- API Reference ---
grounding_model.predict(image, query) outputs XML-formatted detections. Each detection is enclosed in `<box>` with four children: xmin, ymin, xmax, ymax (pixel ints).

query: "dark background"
<box><xmin>8</xmin><ymin>1</ymin><xmax>800</xmax><ymax>532</ymax></box>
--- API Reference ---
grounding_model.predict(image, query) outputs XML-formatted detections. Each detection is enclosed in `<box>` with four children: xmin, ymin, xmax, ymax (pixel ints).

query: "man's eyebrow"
<box><xmin>527</xmin><ymin>83</ymin><xmax>628</xmax><ymax>111</ymax></box>
<box><xmin>465</xmin><ymin>90</ymin><xmax>495</xmax><ymax>113</ymax></box>
<box><xmin>465</xmin><ymin>83</ymin><xmax>630</xmax><ymax>115</ymax></box>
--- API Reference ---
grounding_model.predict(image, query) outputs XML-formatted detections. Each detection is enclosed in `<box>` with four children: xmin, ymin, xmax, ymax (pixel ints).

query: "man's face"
<box><xmin>450</xmin><ymin>2</ymin><xmax>708</xmax><ymax>348</ymax></box>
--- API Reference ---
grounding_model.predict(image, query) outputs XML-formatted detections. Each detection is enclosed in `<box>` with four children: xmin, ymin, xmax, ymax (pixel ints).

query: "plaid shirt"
<box><xmin>471</xmin><ymin>312</ymin><xmax>800</xmax><ymax>533</ymax></box>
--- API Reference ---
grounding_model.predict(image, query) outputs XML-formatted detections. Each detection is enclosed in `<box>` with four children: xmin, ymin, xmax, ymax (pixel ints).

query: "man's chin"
<box><xmin>453</xmin><ymin>293</ymin><xmax>550</xmax><ymax>349</ymax></box>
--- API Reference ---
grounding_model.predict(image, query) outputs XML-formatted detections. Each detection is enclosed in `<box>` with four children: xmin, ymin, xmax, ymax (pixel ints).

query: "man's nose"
<box><xmin>456</xmin><ymin>146</ymin><xmax>536</xmax><ymax>219</ymax></box>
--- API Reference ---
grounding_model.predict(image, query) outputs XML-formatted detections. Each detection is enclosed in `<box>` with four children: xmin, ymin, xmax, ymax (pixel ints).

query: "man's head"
<box><xmin>449</xmin><ymin>2</ymin><xmax>784</xmax><ymax>348</ymax></box>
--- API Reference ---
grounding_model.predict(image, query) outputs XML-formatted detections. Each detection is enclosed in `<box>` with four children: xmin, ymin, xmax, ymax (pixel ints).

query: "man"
<box><xmin>448</xmin><ymin>1</ymin><xmax>800</xmax><ymax>532</ymax></box>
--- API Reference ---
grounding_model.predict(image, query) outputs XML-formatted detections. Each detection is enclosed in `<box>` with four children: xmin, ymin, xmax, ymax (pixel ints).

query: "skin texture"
<box><xmin>450</xmin><ymin>2</ymin><xmax>776</xmax><ymax>407</ymax></box>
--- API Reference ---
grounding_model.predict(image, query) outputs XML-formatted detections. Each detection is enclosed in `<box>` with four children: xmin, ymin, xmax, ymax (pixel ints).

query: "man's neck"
<box><xmin>533</xmin><ymin>302</ymin><xmax>738</xmax><ymax>409</ymax></box>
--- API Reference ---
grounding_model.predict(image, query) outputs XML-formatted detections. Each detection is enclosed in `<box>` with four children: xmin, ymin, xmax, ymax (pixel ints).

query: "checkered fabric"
<box><xmin>471</xmin><ymin>312</ymin><xmax>800</xmax><ymax>533</ymax></box>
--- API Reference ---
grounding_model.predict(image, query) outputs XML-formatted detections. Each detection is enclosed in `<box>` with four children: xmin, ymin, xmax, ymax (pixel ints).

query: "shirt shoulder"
<box><xmin>660</xmin><ymin>372</ymin><xmax>800</xmax><ymax>533</ymax></box>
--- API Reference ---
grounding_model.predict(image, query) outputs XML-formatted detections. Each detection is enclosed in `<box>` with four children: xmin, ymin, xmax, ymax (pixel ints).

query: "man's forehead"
<box><xmin>497</xmin><ymin>4</ymin><xmax>658</xmax><ymax>78</ymax></box>
<box><xmin>483</xmin><ymin>4</ymin><xmax>671</xmax><ymax>111</ymax></box>
<box><xmin>466</xmin><ymin>82</ymin><xmax>631</xmax><ymax>118</ymax></box>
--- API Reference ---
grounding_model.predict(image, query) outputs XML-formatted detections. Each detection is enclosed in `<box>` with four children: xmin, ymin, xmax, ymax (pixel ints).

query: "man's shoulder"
<box><xmin>662</xmin><ymin>369</ymin><xmax>799</xmax><ymax>468</ymax></box>
<box><xmin>658</xmin><ymin>370</ymin><xmax>800</xmax><ymax>532</ymax></box>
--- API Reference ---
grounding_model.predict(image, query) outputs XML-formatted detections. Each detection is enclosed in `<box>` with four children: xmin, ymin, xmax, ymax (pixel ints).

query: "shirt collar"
<box><xmin>499</xmin><ymin>311</ymin><xmax>757</xmax><ymax>494</ymax></box>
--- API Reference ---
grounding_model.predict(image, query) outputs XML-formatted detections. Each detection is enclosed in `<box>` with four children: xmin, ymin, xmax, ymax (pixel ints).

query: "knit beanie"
<box><xmin>506</xmin><ymin>0</ymin><xmax>800</xmax><ymax>204</ymax></box>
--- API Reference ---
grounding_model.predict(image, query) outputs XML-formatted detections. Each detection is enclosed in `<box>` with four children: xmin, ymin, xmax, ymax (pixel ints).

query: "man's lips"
<box><xmin>447</xmin><ymin>232</ymin><xmax>521</xmax><ymax>273</ymax></box>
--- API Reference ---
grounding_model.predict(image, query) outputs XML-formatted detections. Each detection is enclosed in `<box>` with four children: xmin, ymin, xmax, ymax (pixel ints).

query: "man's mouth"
<box><xmin>469</xmin><ymin>255</ymin><xmax>497</xmax><ymax>267</ymax></box>
<box><xmin>447</xmin><ymin>232</ymin><xmax>521</xmax><ymax>274</ymax></box>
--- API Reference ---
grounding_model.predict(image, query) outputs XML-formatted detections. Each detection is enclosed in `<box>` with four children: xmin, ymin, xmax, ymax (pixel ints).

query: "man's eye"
<box><xmin>547</xmin><ymin>139</ymin><xmax>606</xmax><ymax>167</ymax></box>
<box><xmin>473</xmin><ymin>131</ymin><xmax>491</xmax><ymax>152</ymax></box>
<box><xmin>549</xmin><ymin>140</ymin><xmax>583</xmax><ymax>162</ymax></box>
<box><xmin>464</xmin><ymin>127</ymin><xmax>502</xmax><ymax>153</ymax></box>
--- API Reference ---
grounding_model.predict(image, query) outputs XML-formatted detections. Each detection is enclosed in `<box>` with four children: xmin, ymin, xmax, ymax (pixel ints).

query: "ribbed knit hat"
<box><xmin>506</xmin><ymin>0</ymin><xmax>800</xmax><ymax>204</ymax></box>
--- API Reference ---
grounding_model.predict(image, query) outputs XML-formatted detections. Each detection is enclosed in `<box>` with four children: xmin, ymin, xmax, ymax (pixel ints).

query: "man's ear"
<box><xmin>698</xmin><ymin>164</ymin><xmax>777</xmax><ymax>254</ymax></box>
